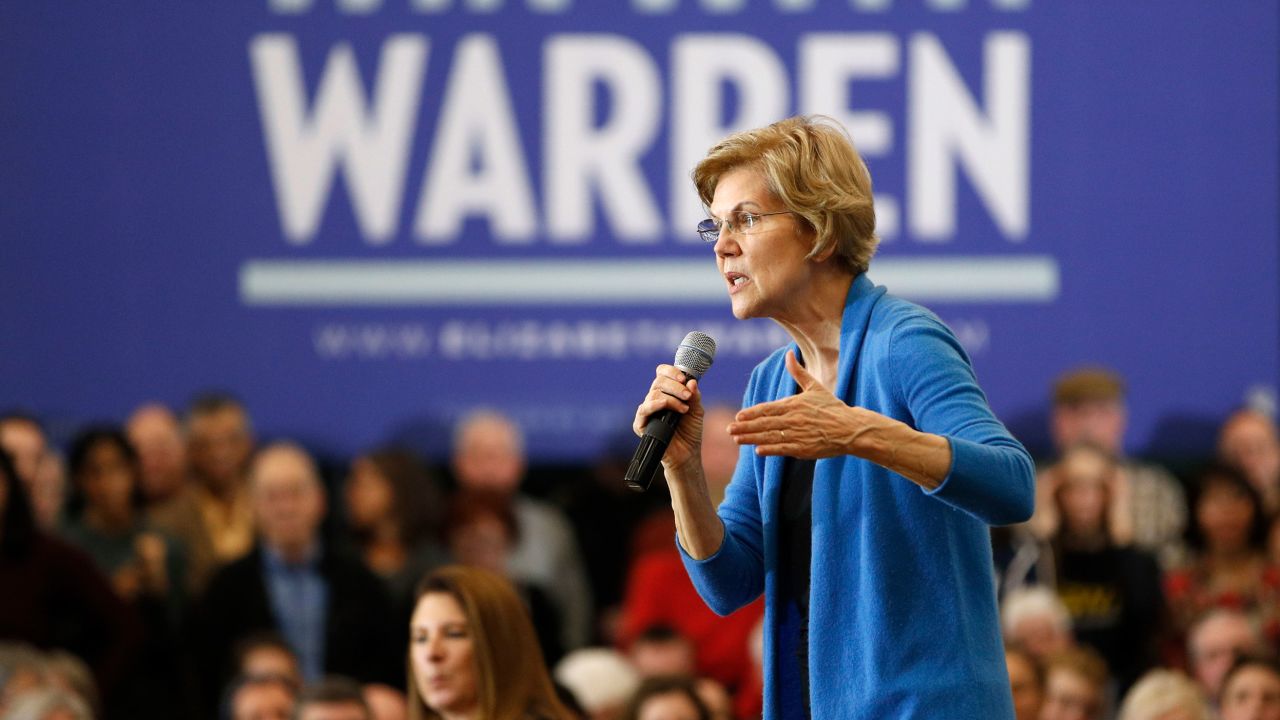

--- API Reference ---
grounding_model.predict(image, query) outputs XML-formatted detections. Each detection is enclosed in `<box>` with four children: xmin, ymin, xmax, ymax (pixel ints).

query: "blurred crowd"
<box><xmin>0</xmin><ymin>366</ymin><xmax>1278</xmax><ymax>720</ymax></box>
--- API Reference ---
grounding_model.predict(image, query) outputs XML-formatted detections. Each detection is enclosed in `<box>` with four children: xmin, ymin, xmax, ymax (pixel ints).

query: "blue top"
<box><xmin>262</xmin><ymin>543</ymin><xmax>329</xmax><ymax>682</ymax></box>
<box><xmin>681</xmin><ymin>274</ymin><xmax>1035</xmax><ymax>719</ymax></box>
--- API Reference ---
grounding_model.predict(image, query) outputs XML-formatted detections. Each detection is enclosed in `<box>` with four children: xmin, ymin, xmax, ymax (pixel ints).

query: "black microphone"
<box><xmin>625</xmin><ymin>331</ymin><xmax>717</xmax><ymax>492</ymax></box>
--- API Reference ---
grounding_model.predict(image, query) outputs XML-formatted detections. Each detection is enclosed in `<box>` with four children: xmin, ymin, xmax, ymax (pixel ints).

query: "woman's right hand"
<box><xmin>633</xmin><ymin>364</ymin><xmax>705</xmax><ymax>472</ymax></box>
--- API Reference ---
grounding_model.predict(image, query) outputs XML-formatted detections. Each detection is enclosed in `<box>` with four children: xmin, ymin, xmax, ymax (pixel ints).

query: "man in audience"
<box><xmin>225</xmin><ymin>674</ymin><xmax>297</xmax><ymax>720</ymax></box>
<box><xmin>1218</xmin><ymin>409</ymin><xmax>1280</xmax><ymax>516</ymax></box>
<box><xmin>233</xmin><ymin>632</ymin><xmax>303</xmax><ymax>689</ymax></box>
<box><xmin>199</xmin><ymin>442</ymin><xmax>401</xmax><ymax>704</ymax></box>
<box><xmin>627</xmin><ymin>625</ymin><xmax>697</xmax><ymax>678</ymax></box>
<box><xmin>451</xmin><ymin>409</ymin><xmax>592</xmax><ymax>650</ymax></box>
<box><xmin>126</xmin><ymin>403</ymin><xmax>190</xmax><ymax>506</ymax></box>
<box><xmin>293</xmin><ymin>676</ymin><xmax>373</xmax><ymax>720</ymax></box>
<box><xmin>152</xmin><ymin>393</ymin><xmax>256</xmax><ymax>593</ymax></box>
<box><xmin>1187</xmin><ymin>609</ymin><xmax>1267</xmax><ymax>706</ymax></box>
<box><xmin>1034</xmin><ymin>367</ymin><xmax>1187</xmax><ymax>568</ymax></box>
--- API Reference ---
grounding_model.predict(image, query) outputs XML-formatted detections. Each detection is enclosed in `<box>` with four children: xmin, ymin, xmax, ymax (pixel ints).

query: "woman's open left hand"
<box><xmin>728</xmin><ymin>350</ymin><xmax>872</xmax><ymax>459</ymax></box>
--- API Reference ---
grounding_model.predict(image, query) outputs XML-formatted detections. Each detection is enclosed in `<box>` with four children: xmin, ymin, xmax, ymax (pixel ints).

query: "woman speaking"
<box><xmin>632</xmin><ymin>116</ymin><xmax>1035</xmax><ymax>719</ymax></box>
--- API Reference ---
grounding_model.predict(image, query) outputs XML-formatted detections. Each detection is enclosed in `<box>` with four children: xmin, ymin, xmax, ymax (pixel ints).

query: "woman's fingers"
<box><xmin>633</xmin><ymin>367</ymin><xmax>698</xmax><ymax>435</ymax></box>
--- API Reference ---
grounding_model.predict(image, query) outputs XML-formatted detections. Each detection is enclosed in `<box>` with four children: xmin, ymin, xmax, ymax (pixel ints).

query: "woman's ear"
<box><xmin>804</xmin><ymin>224</ymin><xmax>836</xmax><ymax>264</ymax></box>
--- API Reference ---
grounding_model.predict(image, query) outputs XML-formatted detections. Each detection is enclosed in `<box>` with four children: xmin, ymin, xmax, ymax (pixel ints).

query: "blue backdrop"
<box><xmin>2</xmin><ymin>1</ymin><xmax>1276</xmax><ymax>461</ymax></box>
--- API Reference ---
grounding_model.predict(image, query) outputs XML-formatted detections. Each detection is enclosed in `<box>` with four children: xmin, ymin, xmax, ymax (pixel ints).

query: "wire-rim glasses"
<box><xmin>696</xmin><ymin>210</ymin><xmax>797</xmax><ymax>243</ymax></box>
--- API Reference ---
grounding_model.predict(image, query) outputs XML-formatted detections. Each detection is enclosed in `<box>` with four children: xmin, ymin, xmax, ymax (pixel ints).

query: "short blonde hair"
<box><xmin>1117</xmin><ymin>670</ymin><xmax>1210</xmax><ymax>720</ymax></box>
<box><xmin>692</xmin><ymin>115</ymin><xmax>878</xmax><ymax>275</ymax></box>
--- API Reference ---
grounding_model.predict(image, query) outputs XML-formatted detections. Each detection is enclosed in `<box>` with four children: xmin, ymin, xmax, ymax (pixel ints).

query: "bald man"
<box><xmin>450</xmin><ymin>409</ymin><xmax>592</xmax><ymax>650</ymax></box>
<box><xmin>1188</xmin><ymin>609</ymin><xmax>1266</xmax><ymax>705</ymax></box>
<box><xmin>198</xmin><ymin>442</ymin><xmax>400</xmax><ymax>708</ymax></box>
<box><xmin>126</xmin><ymin>404</ymin><xmax>189</xmax><ymax>505</ymax></box>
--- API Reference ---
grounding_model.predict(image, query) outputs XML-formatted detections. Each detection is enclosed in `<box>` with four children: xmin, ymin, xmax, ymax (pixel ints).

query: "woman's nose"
<box><xmin>713</xmin><ymin>230</ymin><xmax>738</xmax><ymax>257</ymax></box>
<box><xmin>426</xmin><ymin>636</ymin><xmax>446</xmax><ymax>660</ymax></box>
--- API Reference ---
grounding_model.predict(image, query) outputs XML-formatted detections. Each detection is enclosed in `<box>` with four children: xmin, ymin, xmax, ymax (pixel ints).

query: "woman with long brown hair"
<box><xmin>408</xmin><ymin>565</ymin><xmax>573</xmax><ymax>720</ymax></box>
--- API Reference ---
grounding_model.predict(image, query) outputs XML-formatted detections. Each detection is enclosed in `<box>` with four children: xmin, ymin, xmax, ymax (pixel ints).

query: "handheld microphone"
<box><xmin>625</xmin><ymin>331</ymin><xmax>717</xmax><ymax>492</ymax></box>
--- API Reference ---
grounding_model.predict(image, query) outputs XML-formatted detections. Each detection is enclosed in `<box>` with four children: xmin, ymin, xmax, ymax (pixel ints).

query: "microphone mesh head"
<box><xmin>673</xmin><ymin>331</ymin><xmax>717</xmax><ymax>379</ymax></box>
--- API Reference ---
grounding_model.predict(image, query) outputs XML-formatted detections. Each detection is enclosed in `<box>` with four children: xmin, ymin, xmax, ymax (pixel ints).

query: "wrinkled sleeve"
<box><xmin>890</xmin><ymin>313</ymin><xmax>1035</xmax><ymax>525</ymax></box>
<box><xmin>678</xmin><ymin>372</ymin><xmax>769</xmax><ymax>616</ymax></box>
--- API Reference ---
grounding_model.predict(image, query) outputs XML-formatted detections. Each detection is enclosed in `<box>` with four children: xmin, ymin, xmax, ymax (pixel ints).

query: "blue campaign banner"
<box><xmin>1</xmin><ymin>1</ymin><xmax>1276</xmax><ymax>461</ymax></box>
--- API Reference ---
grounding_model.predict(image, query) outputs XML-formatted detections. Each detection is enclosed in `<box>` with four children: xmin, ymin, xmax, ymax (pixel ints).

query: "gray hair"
<box><xmin>1</xmin><ymin>688</ymin><xmax>93</xmax><ymax>720</ymax></box>
<box><xmin>1001</xmin><ymin>586</ymin><xmax>1072</xmax><ymax>637</ymax></box>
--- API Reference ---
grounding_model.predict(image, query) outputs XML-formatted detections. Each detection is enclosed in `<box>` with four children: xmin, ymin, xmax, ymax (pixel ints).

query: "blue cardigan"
<box><xmin>681</xmin><ymin>274</ymin><xmax>1035</xmax><ymax>719</ymax></box>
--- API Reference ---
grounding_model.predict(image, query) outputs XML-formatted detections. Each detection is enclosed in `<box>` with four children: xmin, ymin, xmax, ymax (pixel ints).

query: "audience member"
<box><xmin>29</xmin><ymin>454</ymin><xmax>67</xmax><ymax>534</ymax></box>
<box><xmin>443</xmin><ymin>490</ymin><xmax>563</xmax><ymax>665</ymax></box>
<box><xmin>294</xmin><ymin>676</ymin><xmax>371</xmax><ymax>720</ymax></box>
<box><xmin>627</xmin><ymin>626</ymin><xmax>696</xmax><ymax>679</ymax></box>
<box><xmin>554</xmin><ymin>648</ymin><xmax>640</xmax><ymax>720</ymax></box>
<box><xmin>408</xmin><ymin>565</ymin><xmax>573</xmax><ymax>720</ymax></box>
<box><xmin>1186</xmin><ymin>609</ymin><xmax>1266</xmax><ymax>705</ymax></box>
<box><xmin>451</xmin><ymin>410</ymin><xmax>592</xmax><ymax>650</ymax></box>
<box><xmin>224</xmin><ymin>674</ymin><xmax>297</xmax><ymax>720</ymax></box>
<box><xmin>1002</xmin><ymin>587</ymin><xmax>1075</xmax><ymax>663</ymax></box>
<box><xmin>0</xmin><ymin>450</ymin><xmax>140</xmax><ymax>716</ymax></box>
<box><xmin>1</xmin><ymin>687</ymin><xmax>93</xmax><ymax>720</ymax></box>
<box><xmin>1219</xmin><ymin>655</ymin><xmax>1280</xmax><ymax>720</ymax></box>
<box><xmin>1166</xmin><ymin>465</ymin><xmax>1280</xmax><ymax>652</ymax></box>
<box><xmin>233</xmin><ymin>632</ymin><xmax>303</xmax><ymax>688</ymax></box>
<box><xmin>1218</xmin><ymin>409</ymin><xmax>1280</xmax><ymax>516</ymax></box>
<box><xmin>1046</xmin><ymin>443</ymin><xmax>1164</xmax><ymax>692</ymax></box>
<box><xmin>126</xmin><ymin>403</ymin><xmax>190</xmax><ymax>506</ymax></box>
<box><xmin>1039</xmin><ymin>647</ymin><xmax>1110</xmax><ymax>720</ymax></box>
<box><xmin>1006</xmin><ymin>645</ymin><xmax>1045</xmax><ymax>720</ymax></box>
<box><xmin>199</xmin><ymin>442</ymin><xmax>400</xmax><ymax>704</ymax></box>
<box><xmin>151</xmin><ymin>393</ymin><xmax>257</xmax><ymax>594</ymax></box>
<box><xmin>0</xmin><ymin>415</ymin><xmax>64</xmax><ymax>530</ymax></box>
<box><xmin>63</xmin><ymin>428</ymin><xmax>184</xmax><ymax>609</ymax></box>
<box><xmin>343</xmin><ymin>448</ymin><xmax>446</xmax><ymax>620</ymax></box>
<box><xmin>63</xmin><ymin>427</ymin><xmax>189</xmax><ymax>716</ymax></box>
<box><xmin>619</xmin><ymin>676</ymin><xmax>710</xmax><ymax>720</ymax></box>
<box><xmin>1035</xmin><ymin>368</ymin><xmax>1187</xmax><ymax>569</ymax></box>
<box><xmin>1115</xmin><ymin>669</ymin><xmax>1210</xmax><ymax>720</ymax></box>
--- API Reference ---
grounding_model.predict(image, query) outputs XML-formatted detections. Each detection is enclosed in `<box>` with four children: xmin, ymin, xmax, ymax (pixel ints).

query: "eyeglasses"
<box><xmin>696</xmin><ymin>210</ymin><xmax>796</xmax><ymax>243</ymax></box>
